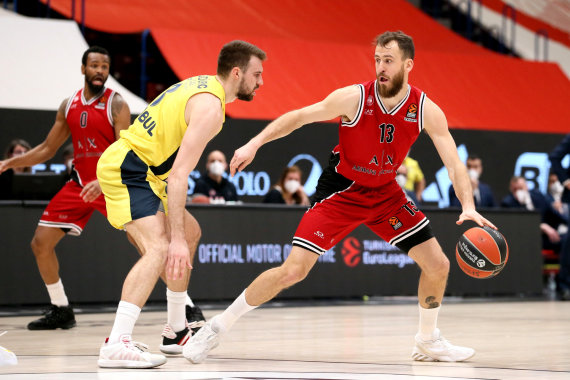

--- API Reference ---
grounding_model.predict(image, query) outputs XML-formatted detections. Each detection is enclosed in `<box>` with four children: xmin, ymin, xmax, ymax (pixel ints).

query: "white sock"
<box><xmin>167</xmin><ymin>289</ymin><xmax>187</xmax><ymax>332</ymax></box>
<box><xmin>418</xmin><ymin>303</ymin><xmax>440</xmax><ymax>341</ymax></box>
<box><xmin>46</xmin><ymin>279</ymin><xmax>69</xmax><ymax>307</ymax></box>
<box><xmin>108</xmin><ymin>301</ymin><xmax>141</xmax><ymax>344</ymax></box>
<box><xmin>185</xmin><ymin>294</ymin><xmax>195</xmax><ymax>307</ymax></box>
<box><xmin>211</xmin><ymin>289</ymin><xmax>257</xmax><ymax>334</ymax></box>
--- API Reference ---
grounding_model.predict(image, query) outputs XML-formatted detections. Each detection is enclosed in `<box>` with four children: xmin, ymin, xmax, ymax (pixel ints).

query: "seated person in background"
<box><xmin>0</xmin><ymin>139</ymin><xmax>32</xmax><ymax>199</ymax></box>
<box><xmin>501</xmin><ymin>176</ymin><xmax>567</xmax><ymax>252</ymax></box>
<box><xmin>546</xmin><ymin>172</ymin><xmax>568</xmax><ymax>217</ymax></box>
<box><xmin>264</xmin><ymin>165</ymin><xmax>310</xmax><ymax>206</ymax></box>
<box><xmin>396</xmin><ymin>164</ymin><xmax>419</xmax><ymax>205</ymax></box>
<box><xmin>191</xmin><ymin>150</ymin><xmax>238</xmax><ymax>204</ymax></box>
<box><xmin>449</xmin><ymin>155</ymin><xmax>496</xmax><ymax>208</ymax></box>
<box><xmin>403</xmin><ymin>155</ymin><xmax>425</xmax><ymax>202</ymax></box>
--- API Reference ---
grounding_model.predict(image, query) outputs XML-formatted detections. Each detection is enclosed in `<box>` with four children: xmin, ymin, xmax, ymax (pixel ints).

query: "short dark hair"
<box><xmin>467</xmin><ymin>154</ymin><xmax>481</xmax><ymax>161</ymax></box>
<box><xmin>375</xmin><ymin>31</ymin><xmax>415</xmax><ymax>60</ymax></box>
<box><xmin>4</xmin><ymin>139</ymin><xmax>32</xmax><ymax>159</ymax></box>
<box><xmin>82</xmin><ymin>46</ymin><xmax>110</xmax><ymax>66</ymax></box>
<box><xmin>217</xmin><ymin>40</ymin><xmax>266</xmax><ymax>79</ymax></box>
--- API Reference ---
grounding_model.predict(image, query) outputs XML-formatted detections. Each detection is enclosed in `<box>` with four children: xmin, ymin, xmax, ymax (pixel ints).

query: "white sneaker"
<box><xmin>98</xmin><ymin>334</ymin><xmax>167</xmax><ymax>368</ymax></box>
<box><xmin>183</xmin><ymin>321</ymin><xmax>220</xmax><ymax>364</ymax></box>
<box><xmin>412</xmin><ymin>329</ymin><xmax>475</xmax><ymax>362</ymax></box>
<box><xmin>159</xmin><ymin>323</ymin><xmax>192</xmax><ymax>355</ymax></box>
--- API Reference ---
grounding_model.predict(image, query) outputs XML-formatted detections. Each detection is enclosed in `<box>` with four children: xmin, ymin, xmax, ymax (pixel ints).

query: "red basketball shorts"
<box><xmin>293</xmin><ymin>169</ymin><xmax>433</xmax><ymax>255</ymax></box>
<box><xmin>38</xmin><ymin>180</ymin><xmax>107</xmax><ymax>236</ymax></box>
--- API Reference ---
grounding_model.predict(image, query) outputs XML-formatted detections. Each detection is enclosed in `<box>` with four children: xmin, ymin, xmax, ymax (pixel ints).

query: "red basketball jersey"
<box><xmin>333</xmin><ymin>80</ymin><xmax>426</xmax><ymax>188</ymax></box>
<box><xmin>65</xmin><ymin>87</ymin><xmax>116</xmax><ymax>185</ymax></box>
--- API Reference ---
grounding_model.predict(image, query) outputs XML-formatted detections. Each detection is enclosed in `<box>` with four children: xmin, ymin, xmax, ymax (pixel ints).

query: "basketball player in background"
<box><xmin>185</xmin><ymin>31</ymin><xmax>496</xmax><ymax>364</ymax></box>
<box><xmin>96</xmin><ymin>40</ymin><xmax>266</xmax><ymax>368</ymax></box>
<box><xmin>0</xmin><ymin>46</ymin><xmax>204</xmax><ymax>332</ymax></box>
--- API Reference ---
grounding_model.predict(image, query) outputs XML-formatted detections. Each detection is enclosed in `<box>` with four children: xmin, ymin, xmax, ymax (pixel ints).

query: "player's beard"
<box><xmin>86</xmin><ymin>74</ymin><xmax>107</xmax><ymax>95</ymax></box>
<box><xmin>236</xmin><ymin>77</ymin><xmax>257</xmax><ymax>101</ymax></box>
<box><xmin>377</xmin><ymin>65</ymin><xmax>405</xmax><ymax>98</ymax></box>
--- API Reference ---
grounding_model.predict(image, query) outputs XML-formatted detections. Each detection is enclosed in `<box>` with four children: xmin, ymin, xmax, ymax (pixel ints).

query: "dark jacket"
<box><xmin>549</xmin><ymin>134</ymin><xmax>570</xmax><ymax>203</ymax></box>
<box><xmin>193</xmin><ymin>174</ymin><xmax>238</xmax><ymax>202</ymax></box>
<box><xmin>448</xmin><ymin>182</ymin><xmax>496</xmax><ymax>208</ymax></box>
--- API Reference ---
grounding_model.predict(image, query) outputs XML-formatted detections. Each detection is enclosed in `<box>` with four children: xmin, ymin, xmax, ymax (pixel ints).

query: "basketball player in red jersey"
<box><xmin>0</xmin><ymin>47</ymin><xmax>205</xmax><ymax>333</ymax></box>
<box><xmin>185</xmin><ymin>31</ymin><xmax>496</xmax><ymax>363</ymax></box>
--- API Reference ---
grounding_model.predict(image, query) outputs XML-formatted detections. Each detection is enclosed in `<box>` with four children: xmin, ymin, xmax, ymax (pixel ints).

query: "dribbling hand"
<box><xmin>456</xmin><ymin>209</ymin><xmax>497</xmax><ymax>230</ymax></box>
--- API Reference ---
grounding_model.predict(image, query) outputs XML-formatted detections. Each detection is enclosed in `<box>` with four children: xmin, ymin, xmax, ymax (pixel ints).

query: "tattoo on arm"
<box><xmin>111</xmin><ymin>95</ymin><xmax>125</xmax><ymax>122</ymax></box>
<box><xmin>425</xmin><ymin>296</ymin><xmax>440</xmax><ymax>309</ymax></box>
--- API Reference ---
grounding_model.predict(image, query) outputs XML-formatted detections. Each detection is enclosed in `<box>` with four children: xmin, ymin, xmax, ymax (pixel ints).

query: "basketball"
<box><xmin>455</xmin><ymin>226</ymin><xmax>509</xmax><ymax>279</ymax></box>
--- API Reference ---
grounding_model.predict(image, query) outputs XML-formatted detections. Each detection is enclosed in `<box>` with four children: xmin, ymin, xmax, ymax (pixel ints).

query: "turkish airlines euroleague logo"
<box><xmin>341</xmin><ymin>237</ymin><xmax>362</xmax><ymax>267</ymax></box>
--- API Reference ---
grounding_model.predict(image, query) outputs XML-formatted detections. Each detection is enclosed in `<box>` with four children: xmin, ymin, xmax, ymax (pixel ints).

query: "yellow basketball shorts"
<box><xmin>97</xmin><ymin>139</ymin><xmax>168</xmax><ymax>230</ymax></box>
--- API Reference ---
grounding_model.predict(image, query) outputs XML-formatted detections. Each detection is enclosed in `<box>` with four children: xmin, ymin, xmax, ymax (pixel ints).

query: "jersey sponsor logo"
<box><xmin>389</xmin><ymin>216</ymin><xmax>403</xmax><ymax>230</ymax></box>
<box><xmin>384</xmin><ymin>155</ymin><xmax>393</xmax><ymax>166</ymax></box>
<box><xmin>364</xmin><ymin>109</ymin><xmax>374</xmax><ymax>116</ymax></box>
<box><xmin>369</xmin><ymin>155</ymin><xmax>379</xmax><ymax>166</ymax></box>
<box><xmin>95</xmin><ymin>96</ymin><xmax>107</xmax><ymax>109</ymax></box>
<box><xmin>352</xmin><ymin>165</ymin><xmax>376</xmax><ymax>175</ymax></box>
<box><xmin>405</xmin><ymin>103</ymin><xmax>417</xmax><ymax>122</ymax></box>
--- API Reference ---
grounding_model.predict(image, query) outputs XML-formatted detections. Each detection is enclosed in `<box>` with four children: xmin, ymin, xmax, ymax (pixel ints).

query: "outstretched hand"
<box><xmin>230</xmin><ymin>142</ymin><xmax>258</xmax><ymax>176</ymax></box>
<box><xmin>0</xmin><ymin>160</ymin><xmax>11</xmax><ymax>175</ymax></box>
<box><xmin>457</xmin><ymin>209</ymin><xmax>497</xmax><ymax>229</ymax></box>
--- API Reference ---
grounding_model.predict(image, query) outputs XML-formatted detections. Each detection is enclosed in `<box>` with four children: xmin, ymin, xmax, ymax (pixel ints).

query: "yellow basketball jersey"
<box><xmin>120</xmin><ymin>75</ymin><xmax>226</xmax><ymax>180</ymax></box>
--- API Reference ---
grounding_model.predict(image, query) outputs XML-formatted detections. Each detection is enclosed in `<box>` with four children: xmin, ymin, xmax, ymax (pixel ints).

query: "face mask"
<box><xmin>284</xmin><ymin>179</ymin><xmax>301</xmax><ymax>194</ymax></box>
<box><xmin>468</xmin><ymin>169</ymin><xmax>480</xmax><ymax>181</ymax></box>
<box><xmin>515</xmin><ymin>189</ymin><xmax>528</xmax><ymax>204</ymax></box>
<box><xmin>208</xmin><ymin>160</ymin><xmax>225</xmax><ymax>177</ymax></box>
<box><xmin>549</xmin><ymin>181</ymin><xmax>564</xmax><ymax>198</ymax></box>
<box><xmin>395</xmin><ymin>174</ymin><xmax>407</xmax><ymax>188</ymax></box>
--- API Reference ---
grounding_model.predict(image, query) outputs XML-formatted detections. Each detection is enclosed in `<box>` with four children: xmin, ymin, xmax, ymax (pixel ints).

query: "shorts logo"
<box><xmin>314</xmin><ymin>230</ymin><xmax>324</xmax><ymax>239</ymax></box>
<box><xmin>341</xmin><ymin>237</ymin><xmax>361</xmax><ymax>267</ymax></box>
<box><xmin>58</xmin><ymin>214</ymin><xmax>69</xmax><ymax>220</ymax></box>
<box><xmin>389</xmin><ymin>216</ymin><xmax>402</xmax><ymax>230</ymax></box>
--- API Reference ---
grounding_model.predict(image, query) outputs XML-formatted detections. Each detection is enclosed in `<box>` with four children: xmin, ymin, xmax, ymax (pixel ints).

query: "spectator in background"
<box><xmin>501</xmin><ymin>176</ymin><xmax>567</xmax><ymax>253</ymax></box>
<box><xmin>4</xmin><ymin>139</ymin><xmax>32</xmax><ymax>173</ymax></box>
<box><xmin>264</xmin><ymin>165</ymin><xmax>310</xmax><ymax>206</ymax></box>
<box><xmin>549</xmin><ymin>134</ymin><xmax>570</xmax><ymax>300</ymax></box>
<box><xmin>403</xmin><ymin>155</ymin><xmax>425</xmax><ymax>201</ymax></box>
<box><xmin>192</xmin><ymin>150</ymin><xmax>238</xmax><ymax>204</ymax></box>
<box><xmin>449</xmin><ymin>155</ymin><xmax>496</xmax><ymax>208</ymax></box>
<box><xmin>396</xmin><ymin>164</ymin><xmax>419</xmax><ymax>205</ymax></box>
<box><xmin>0</xmin><ymin>139</ymin><xmax>32</xmax><ymax>199</ymax></box>
<box><xmin>547</xmin><ymin>172</ymin><xmax>568</xmax><ymax>217</ymax></box>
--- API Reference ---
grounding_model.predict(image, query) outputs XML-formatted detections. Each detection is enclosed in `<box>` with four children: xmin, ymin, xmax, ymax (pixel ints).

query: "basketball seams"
<box><xmin>456</xmin><ymin>226</ymin><xmax>508</xmax><ymax>279</ymax></box>
<box><xmin>464</xmin><ymin>228</ymin><xmax>501</xmax><ymax>264</ymax></box>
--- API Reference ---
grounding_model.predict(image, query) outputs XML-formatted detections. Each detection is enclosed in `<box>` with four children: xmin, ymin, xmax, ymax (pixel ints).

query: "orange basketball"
<box><xmin>455</xmin><ymin>226</ymin><xmax>509</xmax><ymax>279</ymax></box>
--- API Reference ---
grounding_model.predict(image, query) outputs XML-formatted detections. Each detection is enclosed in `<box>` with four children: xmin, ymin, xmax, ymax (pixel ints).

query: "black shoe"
<box><xmin>27</xmin><ymin>305</ymin><xmax>76</xmax><ymax>330</ymax></box>
<box><xmin>185</xmin><ymin>305</ymin><xmax>206</xmax><ymax>334</ymax></box>
<box><xmin>159</xmin><ymin>324</ymin><xmax>192</xmax><ymax>354</ymax></box>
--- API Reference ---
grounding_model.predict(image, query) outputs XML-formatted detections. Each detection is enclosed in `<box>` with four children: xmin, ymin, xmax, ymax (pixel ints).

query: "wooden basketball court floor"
<box><xmin>1</xmin><ymin>300</ymin><xmax>569</xmax><ymax>379</ymax></box>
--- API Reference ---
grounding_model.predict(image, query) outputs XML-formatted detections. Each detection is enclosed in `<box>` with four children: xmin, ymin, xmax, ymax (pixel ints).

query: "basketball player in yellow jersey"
<box><xmin>96</xmin><ymin>40</ymin><xmax>266</xmax><ymax>369</ymax></box>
